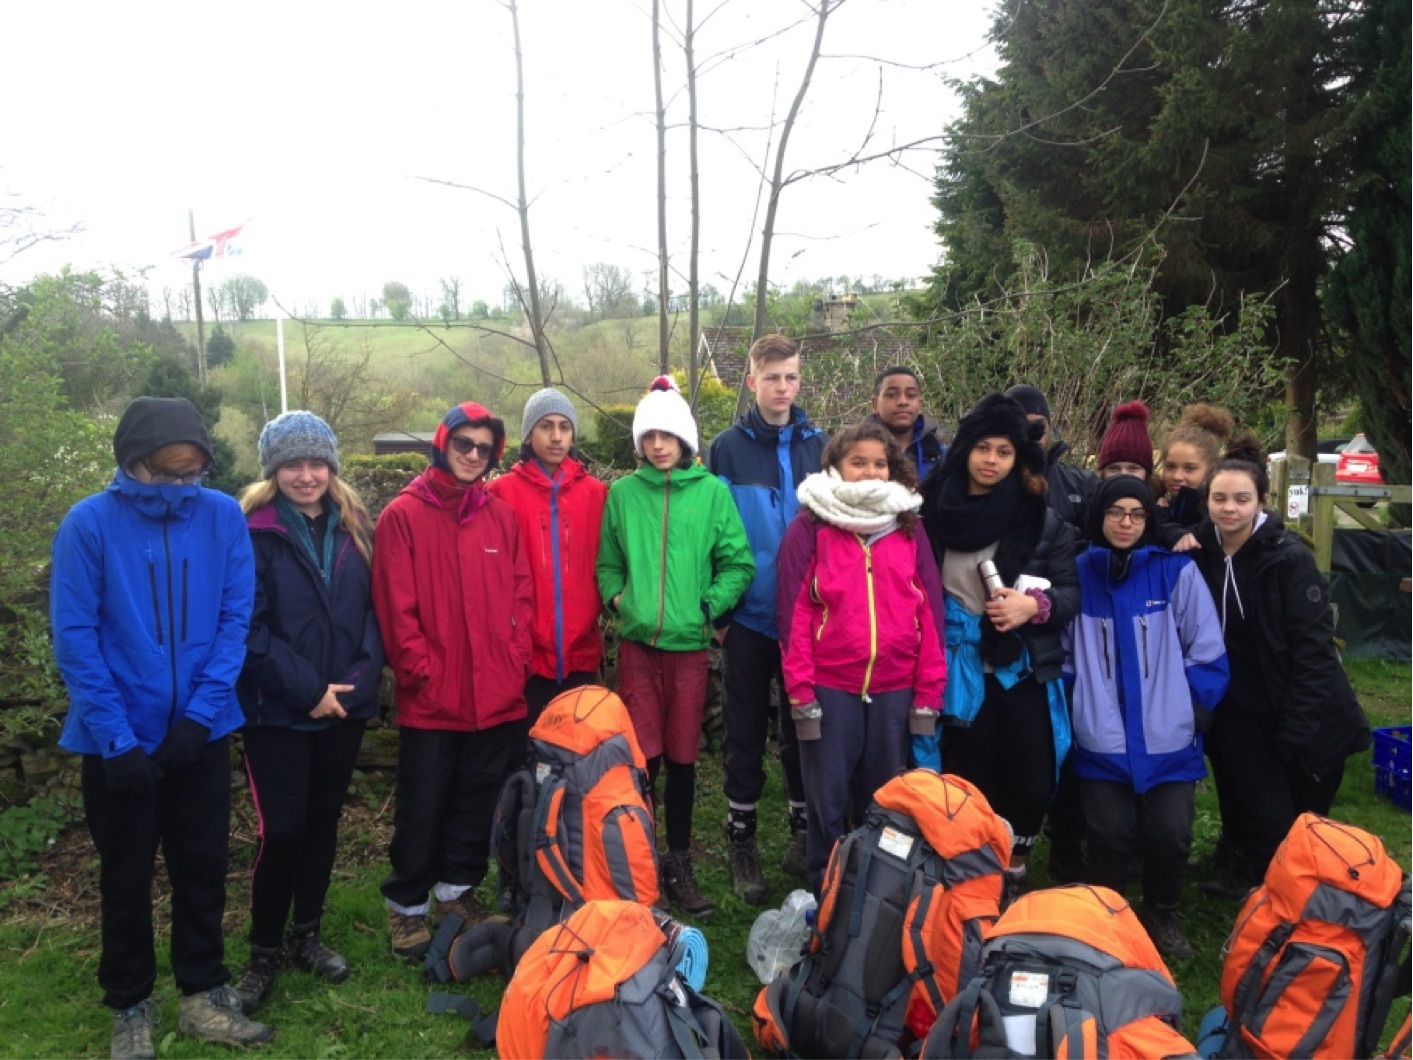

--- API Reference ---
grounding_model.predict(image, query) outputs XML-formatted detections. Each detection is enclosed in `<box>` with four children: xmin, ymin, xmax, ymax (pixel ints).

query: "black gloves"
<box><xmin>103</xmin><ymin>747</ymin><xmax>162</xmax><ymax>797</ymax></box>
<box><xmin>151</xmin><ymin>718</ymin><xmax>212</xmax><ymax>773</ymax></box>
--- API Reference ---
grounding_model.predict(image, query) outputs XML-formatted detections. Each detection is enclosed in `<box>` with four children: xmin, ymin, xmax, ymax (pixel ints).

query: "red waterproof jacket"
<box><xmin>487</xmin><ymin>457</ymin><xmax>607</xmax><ymax>681</ymax></box>
<box><xmin>373</xmin><ymin>467</ymin><xmax>533</xmax><ymax>731</ymax></box>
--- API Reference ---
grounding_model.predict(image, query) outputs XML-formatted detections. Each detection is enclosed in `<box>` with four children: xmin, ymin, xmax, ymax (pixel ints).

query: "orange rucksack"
<box><xmin>1217</xmin><ymin>813</ymin><xmax>1411</xmax><ymax>1059</ymax></box>
<box><xmin>923</xmin><ymin>884</ymin><xmax>1196</xmax><ymax>1059</ymax></box>
<box><xmin>497</xmin><ymin>900</ymin><xmax>748</xmax><ymax>1060</ymax></box>
<box><xmin>425</xmin><ymin>686</ymin><xmax>660</xmax><ymax>985</ymax></box>
<box><xmin>753</xmin><ymin>771</ymin><xmax>1010</xmax><ymax>1057</ymax></box>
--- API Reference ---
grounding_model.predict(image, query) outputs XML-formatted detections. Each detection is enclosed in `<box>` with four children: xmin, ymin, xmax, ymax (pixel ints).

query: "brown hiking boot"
<box><xmin>662</xmin><ymin>850</ymin><xmax>715</xmax><ymax>920</ymax></box>
<box><xmin>781</xmin><ymin>807</ymin><xmax>809</xmax><ymax>880</ymax></box>
<box><xmin>1140</xmin><ymin>905</ymin><xmax>1195</xmax><ymax>962</ymax></box>
<box><xmin>387</xmin><ymin>908</ymin><xmax>431</xmax><ymax>961</ymax></box>
<box><xmin>178</xmin><ymin>985</ymin><xmax>275</xmax><ymax>1047</ymax></box>
<box><xmin>434</xmin><ymin>889</ymin><xmax>492</xmax><ymax>931</ymax></box>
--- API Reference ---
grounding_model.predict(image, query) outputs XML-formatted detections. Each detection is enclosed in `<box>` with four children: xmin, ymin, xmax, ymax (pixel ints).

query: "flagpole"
<box><xmin>277</xmin><ymin>313</ymin><xmax>288</xmax><ymax>414</ymax></box>
<box><xmin>188</xmin><ymin>209</ymin><xmax>208</xmax><ymax>385</ymax></box>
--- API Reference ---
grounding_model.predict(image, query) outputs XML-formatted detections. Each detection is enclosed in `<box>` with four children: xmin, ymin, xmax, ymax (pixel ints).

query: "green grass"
<box><xmin>1</xmin><ymin>663</ymin><xmax>1408</xmax><ymax>1056</ymax></box>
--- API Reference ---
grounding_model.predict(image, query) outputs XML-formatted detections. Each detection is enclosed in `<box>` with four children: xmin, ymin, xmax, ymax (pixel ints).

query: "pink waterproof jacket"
<box><xmin>781</xmin><ymin>517</ymin><xmax>946</xmax><ymax>710</ymax></box>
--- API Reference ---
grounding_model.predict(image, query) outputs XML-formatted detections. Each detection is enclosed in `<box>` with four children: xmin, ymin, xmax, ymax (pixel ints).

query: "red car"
<box><xmin>1336</xmin><ymin>433</ymin><xmax>1383</xmax><ymax>485</ymax></box>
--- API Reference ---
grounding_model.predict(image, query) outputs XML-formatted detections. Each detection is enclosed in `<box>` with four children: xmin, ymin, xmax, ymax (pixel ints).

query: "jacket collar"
<box><xmin>107</xmin><ymin>468</ymin><xmax>202</xmax><ymax>521</ymax></box>
<box><xmin>738</xmin><ymin>404</ymin><xmax>817</xmax><ymax>442</ymax></box>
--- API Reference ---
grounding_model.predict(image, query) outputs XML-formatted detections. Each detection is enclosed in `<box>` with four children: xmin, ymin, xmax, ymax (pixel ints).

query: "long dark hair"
<box><xmin>1211</xmin><ymin>433</ymin><xmax>1270</xmax><ymax>504</ymax></box>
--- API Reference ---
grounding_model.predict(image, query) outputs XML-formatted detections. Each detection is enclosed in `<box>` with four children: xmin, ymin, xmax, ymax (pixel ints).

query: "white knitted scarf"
<box><xmin>795</xmin><ymin>468</ymin><xmax>922</xmax><ymax>535</ymax></box>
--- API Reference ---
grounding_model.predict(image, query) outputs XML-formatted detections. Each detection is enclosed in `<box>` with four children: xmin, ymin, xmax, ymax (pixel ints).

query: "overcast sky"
<box><xmin>2</xmin><ymin>0</ymin><xmax>996</xmax><ymax>314</ymax></box>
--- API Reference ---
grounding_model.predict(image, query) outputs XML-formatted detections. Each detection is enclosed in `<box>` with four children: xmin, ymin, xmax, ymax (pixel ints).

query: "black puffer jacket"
<box><xmin>238</xmin><ymin>502</ymin><xmax>385</xmax><ymax>727</ymax></box>
<box><xmin>1192</xmin><ymin>513</ymin><xmax>1370</xmax><ymax>778</ymax></box>
<box><xmin>1044</xmin><ymin>441</ymin><xmax>1099</xmax><ymax>545</ymax></box>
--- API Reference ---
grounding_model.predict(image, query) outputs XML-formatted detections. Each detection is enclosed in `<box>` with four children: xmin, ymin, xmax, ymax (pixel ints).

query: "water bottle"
<box><xmin>746</xmin><ymin>888</ymin><xmax>818</xmax><ymax>984</ymax></box>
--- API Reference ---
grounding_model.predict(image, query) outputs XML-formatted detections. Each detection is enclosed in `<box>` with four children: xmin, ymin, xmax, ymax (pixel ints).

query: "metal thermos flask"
<box><xmin>978</xmin><ymin>560</ymin><xmax>1004</xmax><ymax>599</ymax></box>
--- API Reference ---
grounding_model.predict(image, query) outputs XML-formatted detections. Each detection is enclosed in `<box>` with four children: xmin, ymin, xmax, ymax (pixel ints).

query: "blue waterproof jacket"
<box><xmin>705</xmin><ymin>405</ymin><xmax>825</xmax><ymax>639</ymax></box>
<box><xmin>1062</xmin><ymin>544</ymin><xmax>1229</xmax><ymax>792</ymax></box>
<box><xmin>53</xmin><ymin>472</ymin><xmax>254</xmax><ymax>758</ymax></box>
<box><xmin>238</xmin><ymin>502</ymin><xmax>385</xmax><ymax>728</ymax></box>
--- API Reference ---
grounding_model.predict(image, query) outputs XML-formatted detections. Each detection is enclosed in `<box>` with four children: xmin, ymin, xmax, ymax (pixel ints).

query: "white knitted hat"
<box><xmin>631</xmin><ymin>376</ymin><xmax>698</xmax><ymax>457</ymax></box>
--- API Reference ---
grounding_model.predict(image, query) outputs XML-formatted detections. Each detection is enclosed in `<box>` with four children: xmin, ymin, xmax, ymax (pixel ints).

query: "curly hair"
<box><xmin>820</xmin><ymin>420</ymin><xmax>919</xmax><ymax>533</ymax></box>
<box><xmin>1161</xmin><ymin>403</ymin><xmax>1235</xmax><ymax>480</ymax></box>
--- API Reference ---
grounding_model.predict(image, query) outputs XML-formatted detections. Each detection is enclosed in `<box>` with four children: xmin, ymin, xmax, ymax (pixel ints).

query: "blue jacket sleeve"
<box><xmin>51</xmin><ymin>507</ymin><xmax>136</xmax><ymax>758</ymax></box>
<box><xmin>183</xmin><ymin>503</ymin><xmax>255</xmax><ymax>727</ymax></box>
<box><xmin>1173</xmin><ymin>559</ymin><xmax>1229</xmax><ymax>709</ymax></box>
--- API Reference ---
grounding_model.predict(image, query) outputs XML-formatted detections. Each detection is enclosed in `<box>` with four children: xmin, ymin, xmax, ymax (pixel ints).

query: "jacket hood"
<box><xmin>431</xmin><ymin>401</ymin><xmax>506</xmax><ymax>473</ymax></box>
<box><xmin>1195</xmin><ymin>508</ymin><xmax>1284</xmax><ymax>557</ymax></box>
<box><xmin>113</xmin><ymin>396</ymin><xmax>213</xmax><ymax>470</ymax></box>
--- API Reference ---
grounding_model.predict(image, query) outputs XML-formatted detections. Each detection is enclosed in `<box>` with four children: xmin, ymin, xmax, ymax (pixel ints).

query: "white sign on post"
<box><xmin>1287</xmin><ymin>484</ymin><xmax>1309</xmax><ymax>519</ymax></box>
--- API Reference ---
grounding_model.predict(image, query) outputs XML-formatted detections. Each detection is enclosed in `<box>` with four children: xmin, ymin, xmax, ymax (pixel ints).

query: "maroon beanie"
<box><xmin>1097</xmin><ymin>400</ymin><xmax>1154</xmax><ymax>474</ymax></box>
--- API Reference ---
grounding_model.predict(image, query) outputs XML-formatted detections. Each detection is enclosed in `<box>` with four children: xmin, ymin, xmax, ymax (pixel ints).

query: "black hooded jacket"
<box><xmin>1191</xmin><ymin>513</ymin><xmax>1370</xmax><ymax>777</ymax></box>
<box><xmin>112</xmin><ymin>396</ymin><xmax>214</xmax><ymax>469</ymax></box>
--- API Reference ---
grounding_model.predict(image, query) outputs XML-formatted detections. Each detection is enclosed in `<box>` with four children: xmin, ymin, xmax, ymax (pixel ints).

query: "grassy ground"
<box><xmin>0</xmin><ymin>661</ymin><xmax>1407</xmax><ymax>1057</ymax></box>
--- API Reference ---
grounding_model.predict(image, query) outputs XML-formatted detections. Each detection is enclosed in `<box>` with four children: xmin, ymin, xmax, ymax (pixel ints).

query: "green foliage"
<box><xmin>382</xmin><ymin>281</ymin><xmax>412</xmax><ymax>322</ymax></box>
<box><xmin>0</xmin><ymin>796</ymin><xmax>77</xmax><ymax>882</ymax></box>
<box><xmin>582</xmin><ymin>403</ymin><xmax>638</xmax><ymax>470</ymax></box>
<box><xmin>215</xmin><ymin>274</ymin><xmax>269</xmax><ymax>322</ymax></box>
<box><xmin>343</xmin><ymin>453</ymin><xmax>428</xmax><ymax>518</ymax></box>
<box><xmin>206</xmin><ymin>325</ymin><xmax>235</xmax><ymax>367</ymax></box>
<box><xmin>329</xmin><ymin>297</ymin><xmax>347</xmax><ymax>321</ymax></box>
<box><xmin>135</xmin><ymin>355</ymin><xmax>243</xmax><ymax>495</ymax></box>
<box><xmin>1325</xmin><ymin>0</ymin><xmax>1411</xmax><ymax>520</ymax></box>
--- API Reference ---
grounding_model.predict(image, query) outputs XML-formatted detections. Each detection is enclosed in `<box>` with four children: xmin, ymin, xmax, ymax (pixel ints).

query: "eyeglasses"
<box><xmin>145</xmin><ymin>462</ymin><xmax>210</xmax><ymax>486</ymax></box>
<box><xmin>448</xmin><ymin>437</ymin><xmax>495</xmax><ymax>459</ymax></box>
<box><xmin>1104</xmin><ymin>506</ymin><xmax>1147</xmax><ymax>525</ymax></box>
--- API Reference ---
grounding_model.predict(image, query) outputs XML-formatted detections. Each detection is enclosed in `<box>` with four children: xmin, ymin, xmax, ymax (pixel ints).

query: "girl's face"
<box><xmin>640</xmin><ymin>430</ymin><xmax>683</xmax><ymax>470</ymax></box>
<box><xmin>967</xmin><ymin>436</ymin><xmax>1016</xmax><ymax>495</ymax></box>
<box><xmin>1101</xmin><ymin>498</ymin><xmax>1148</xmax><ymax>550</ymax></box>
<box><xmin>276</xmin><ymin>459</ymin><xmax>331</xmax><ymax>516</ymax></box>
<box><xmin>1208</xmin><ymin>469</ymin><xmax>1263</xmax><ymax>546</ymax></box>
<box><xmin>529</xmin><ymin>414</ymin><xmax>573</xmax><ymax>472</ymax></box>
<box><xmin>1163</xmin><ymin>442</ymin><xmax>1208</xmax><ymax>494</ymax></box>
<box><xmin>1100</xmin><ymin>461</ymin><xmax>1148</xmax><ymax>480</ymax></box>
<box><xmin>837</xmin><ymin>439</ymin><xmax>890</xmax><ymax>483</ymax></box>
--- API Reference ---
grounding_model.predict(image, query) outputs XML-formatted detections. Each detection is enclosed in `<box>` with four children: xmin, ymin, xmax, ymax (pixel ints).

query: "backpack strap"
<box><xmin>1384</xmin><ymin>1010</ymin><xmax>1411</xmax><ymax>1060</ymax></box>
<box><xmin>663</xmin><ymin>990</ymin><xmax>710</xmax><ymax>1060</ymax></box>
<box><xmin>904</xmin><ymin>868</ymin><xmax>947</xmax><ymax>1018</ymax></box>
<box><xmin>1363</xmin><ymin>889</ymin><xmax>1413</xmax><ymax>1059</ymax></box>
<box><xmin>927</xmin><ymin>979</ymin><xmax>1013</xmax><ymax>1059</ymax></box>
<box><xmin>424</xmin><ymin>991</ymin><xmax>499</xmax><ymax>1048</ymax></box>
<box><xmin>423</xmin><ymin>911</ymin><xmax>466</xmax><ymax>984</ymax></box>
<box><xmin>1047</xmin><ymin>1002</ymin><xmax>1104</xmax><ymax>1060</ymax></box>
<box><xmin>532</xmin><ymin>771</ymin><xmax>587</xmax><ymax>906</ymax></box>
<box><xmin>1222</xmin><ymin>921</ymin><xmax>1295</xmax><ymax>1054</ymax></box>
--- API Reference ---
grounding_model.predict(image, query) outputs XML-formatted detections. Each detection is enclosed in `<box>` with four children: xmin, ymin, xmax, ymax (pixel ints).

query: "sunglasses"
<box><xmin>448</xmin><ymin>437</ymin><xmax>495</xmax><ymax>459</ymax></box>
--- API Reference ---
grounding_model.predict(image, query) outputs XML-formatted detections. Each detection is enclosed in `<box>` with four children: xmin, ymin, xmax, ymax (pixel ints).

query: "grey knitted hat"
<box><xmin>521</xmin><ymin>388</ymin><xmax>578</xmax><ymax>442</ymax></box>
<box><xmin>258</xmin><ymin>410</ymin><xmax>340</xmax><ymax>478</ymax></box>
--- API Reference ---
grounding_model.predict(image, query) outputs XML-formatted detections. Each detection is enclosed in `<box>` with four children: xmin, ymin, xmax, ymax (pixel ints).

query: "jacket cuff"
<box><xmin>909</xmin><ymin>706</ymin><xmax>938</xmax><ymax>736</ymax></box>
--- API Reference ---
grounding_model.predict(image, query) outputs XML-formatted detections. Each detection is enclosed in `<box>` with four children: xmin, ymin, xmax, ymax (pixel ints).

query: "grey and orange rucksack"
<box><xmin>753</xmin><ymin>771</ymin><xmax>1011</xmax><ymax>1057</ymax></box>
<box><xmin>497</xmin><ymin>899</ymin><xmax>747</xmax><ymax>1059</ymax></box>
<box><xmin>922</xmin><ymin>884</ymin><xmax>1198</xmax><ymax>1059</ymax></box>
<box><xmin>1216</xmin><ymin>813</ymin><xmax>1410</xmax><ymax>1059</ymax></box>
<box><xmin>425</xmin><ymin>685</ymin><xmax>660</xmax><ymax>986</ymax></box>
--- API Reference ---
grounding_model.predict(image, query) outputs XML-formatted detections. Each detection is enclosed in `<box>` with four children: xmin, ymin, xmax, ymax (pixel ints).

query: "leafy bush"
<box><xmin>0</xmin><ymin>795</ymin><xmax>78</xmax><ymax>882</ymax></box>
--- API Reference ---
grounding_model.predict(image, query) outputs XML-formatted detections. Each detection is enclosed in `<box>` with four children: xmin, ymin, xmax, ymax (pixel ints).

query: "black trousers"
<box><xmin>1205</xmin><ymin>707</ymin><xmax>1344</xmax><ymax>876</ymax></box>
<box><xmin>82</xmin><ymin>741</ymin><xmax>231</xmax><ymax>1010</ymax></box>
<box><xmin>243</xmin><ymin>720</ymin><xmax>366</xmax><ymax>949</ymax></box>
<box><xmin>380</xmin><ymin>723</ymin><xmax>519</xmax><ymax>910</ymax></box>
<box><xmin>721</xmin><ymin>623</ymin><xmax>805</xmax><ymax>808</ymax></box>
<box><xmin>1082</xmin><ymin>779</ymin><xmax>1195</xmax><ymax>910</ymax></box>
<box><xmin>943</xmin><ymin>674</ymin><xmax>1055</xmax><ymax>854</ymax></box>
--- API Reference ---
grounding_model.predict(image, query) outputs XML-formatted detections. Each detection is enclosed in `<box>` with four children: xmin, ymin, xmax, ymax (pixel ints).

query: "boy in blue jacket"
<box><xmin>52</xmin><ymin>397</ymin><xmax>270</xmax><ymax>1057</ymax></box>
<box><xmin>705</xmin><ymin>334</ymin><xmax>826</xmax><ymax>902</ymax></box>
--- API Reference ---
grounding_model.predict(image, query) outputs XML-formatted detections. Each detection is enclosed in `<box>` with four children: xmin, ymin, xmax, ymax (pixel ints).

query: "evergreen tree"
<box><xmin>1326</xmin><ymin>0</ymin><xmax>1410</xmax><ymax>513</ymax></box>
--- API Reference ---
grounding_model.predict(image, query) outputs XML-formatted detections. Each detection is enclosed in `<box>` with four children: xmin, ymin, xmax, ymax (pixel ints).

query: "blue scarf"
<box><xmin>276</xmin><ymin>494</ymin><xmax>341</xmax><ymax>587</ymax></box>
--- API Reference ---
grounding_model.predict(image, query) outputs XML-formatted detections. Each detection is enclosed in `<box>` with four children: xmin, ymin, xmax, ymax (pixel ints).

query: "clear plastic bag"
<box><xmin>746</xmin><ymin>888</ymin><xmax>817</xmax><ymax>984</ymax></box>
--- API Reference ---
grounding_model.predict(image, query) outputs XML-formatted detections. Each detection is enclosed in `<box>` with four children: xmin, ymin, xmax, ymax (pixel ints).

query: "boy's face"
<box><xmin>746</xmin><ymin>355</ymin><xmax>801</xmax><ymax>423</ymax></box>
<box><xmin>447</xmin><ymin>424</ymin><xmax>496</xmax><ymax>484</ymax></box>
<box><xmin>640</xmin><ymin>429</ymin><xmax>684</xmax><ymax>470</ymax></box>
<box><xmin>528</xmin><ymin>414</ymin><xmax>573</xmax><ymax>472</ymax></box>
<box><xmin>871</xmin><ymin>373</ymin><xmax>922</xmax><ymax>435</ymax></box>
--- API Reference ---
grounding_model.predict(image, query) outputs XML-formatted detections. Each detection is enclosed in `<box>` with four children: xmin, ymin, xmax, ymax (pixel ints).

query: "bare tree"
<box><xmin>507</xmin><ymin>0</ymin><xmax>552</xmax><ymax>386</ymax></box>
<box><xmin>439</xmin><ymin>276</ymin><xmax>462</xmax><ymax>319</ymax></box>
<box><xmin>684</xmin><ymin>0</ymin><xmax>703</xmax><ymax>401</ymax></box>
<box><xmin>583</xmin><ymin>263</ymin><xmax>637</xmax><ymax>319</ymax></box>
<box><xmin>651</xmin><ymin>0</ymin><xmax>672</xmax><ymax>375</ymax></box>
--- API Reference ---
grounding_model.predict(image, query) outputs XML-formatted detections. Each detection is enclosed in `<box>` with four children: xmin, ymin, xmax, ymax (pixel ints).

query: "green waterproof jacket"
<box><xmin>597</xmin><ymin>462</ymin><xmax>755</xmax><ymax>652</ymax></box>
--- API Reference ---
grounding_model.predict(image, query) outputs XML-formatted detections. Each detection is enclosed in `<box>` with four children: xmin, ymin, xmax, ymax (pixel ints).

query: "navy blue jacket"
<box><xmin>238</xmin><ymin>502</ymin><xmax>385</xmax><ymax>728</ymax></box>
<box><xmin>705</xmin><ymin>405</ymin><xmax>826</xmax><ymax>639</ymax></box>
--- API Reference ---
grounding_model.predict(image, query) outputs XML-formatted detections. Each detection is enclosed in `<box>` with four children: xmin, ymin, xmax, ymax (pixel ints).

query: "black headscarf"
<box><xmin>1088</xmin><ymin>475</ymin><xmax>1158</xmax><ymax>581</ymax></box>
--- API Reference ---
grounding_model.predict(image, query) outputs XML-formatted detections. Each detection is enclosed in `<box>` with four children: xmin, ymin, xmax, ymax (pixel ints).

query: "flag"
<box><xmin>173</xmin><ymin>223</ymin><xmax>246</xmax><ymax>268</ymax></box>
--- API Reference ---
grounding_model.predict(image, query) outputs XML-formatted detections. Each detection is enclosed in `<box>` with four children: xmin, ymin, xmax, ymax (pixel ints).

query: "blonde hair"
<box><xmin>747</xmin><ymin>333</ymin><xmax>799</xmax><ymax>372</ymax></box>
<box><xmin>239</xmin><ymin>474</ymin><xmax>375</xmax><ymax>566</ymax></box>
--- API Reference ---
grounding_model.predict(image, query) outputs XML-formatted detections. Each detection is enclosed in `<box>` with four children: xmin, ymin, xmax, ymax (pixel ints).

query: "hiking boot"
<box><xmin>110</xmin><ymin>999</ymin><xmax>158</xmax><ymax>1060</ymax></box>
<box><xmin>1140</xmin><ymin>905</ymin><xmax>1195</xmax><ymax>962</ymax></box>
<box><xmin>287</xmin><ymin>927</ymin><xmax>350</xmax><ymax>983</ymax></box>
<box><xmin>178</xmin><ymin>985</ymin><xmax>275</xmax><ymax>1047</ymax></box>
<box><xmin>1200</xmin><ymin>873</ymin><xmax>1260</xmax><ymax>902</ymax></box>
<box><xmin>232</xmin><ymin>943</ymin><xmax>282</xmax><ymax>1015</ymax></box>
<box><xmin>387</xmin><ymin>908</ymin><xmax>432</xmax><ymax>961</ymax></box>
<box><xmin>662</xmin><ymin>850</ymin><xmax>715</xmax><ymax>920</ymax></box>
<box><xmin>434</xmin><ymin>890</ymin><xmax>492</xmax><ymax>931</ymax></box>
<box><xmin>726</xmin><ymin>809</ymin><xmax>767</xmax><ymax>906</ymax></box>
<box><xmin>1002</xmin><ymin>865</ymin><xmax>1029</xmax><ymax>910</ymax></box>
<box><xmin>781</xmin><ymin>807</ymin><xmax>809</xmax><ymax>881</ymax></box>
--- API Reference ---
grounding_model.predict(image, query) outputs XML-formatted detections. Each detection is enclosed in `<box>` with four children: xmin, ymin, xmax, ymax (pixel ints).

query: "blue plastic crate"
<box><xmin>1372</xmin><ymin>726</ymin><xmax>1411</xmax><ymax>812</ymax></box>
